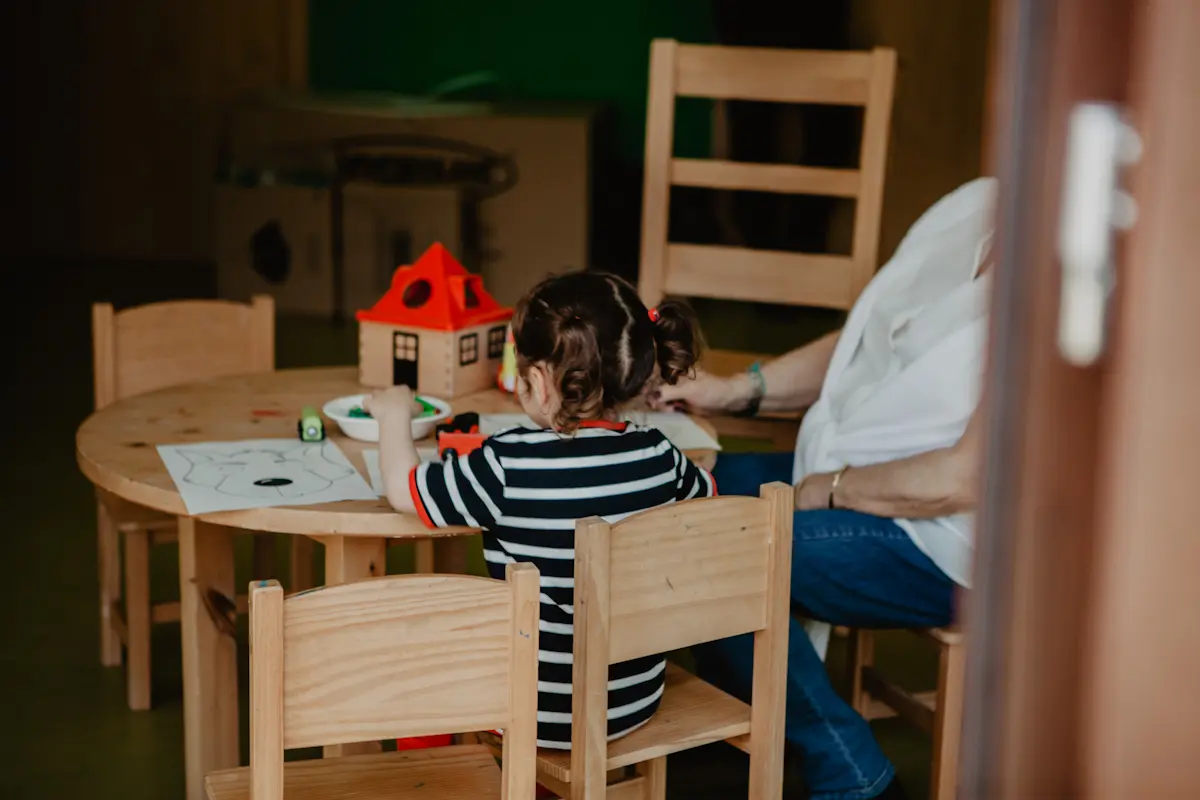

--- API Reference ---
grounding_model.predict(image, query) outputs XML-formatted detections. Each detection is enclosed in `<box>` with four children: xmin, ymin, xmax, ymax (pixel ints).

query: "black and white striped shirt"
<box><xmin>409</xmin><ymin>420</ymin><xmax>717</xmax><ymax>749</ymax></box>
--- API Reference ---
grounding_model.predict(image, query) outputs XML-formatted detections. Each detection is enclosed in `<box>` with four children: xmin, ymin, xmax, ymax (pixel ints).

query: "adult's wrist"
<box><xmin>731</xmin><ymin>363</ymin><xmax>767</xmax><ymax>417</ymax></box>
<box><xmin>727</xmin><ymin>372</ymin><xmax>758</xmax><ymax>413</ymax></box>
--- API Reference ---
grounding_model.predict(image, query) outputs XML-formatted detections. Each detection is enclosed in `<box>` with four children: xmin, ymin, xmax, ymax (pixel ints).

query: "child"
<box><xmin>366</xmin><ymin>271</ymin><xmax>717</xmax><ymax>750</ymax></box>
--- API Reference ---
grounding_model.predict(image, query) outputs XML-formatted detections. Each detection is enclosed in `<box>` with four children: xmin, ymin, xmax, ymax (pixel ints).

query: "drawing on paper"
<box><xmin>157</xmin><ymin>439</ymin><xmax>378</xmax><ymax>515</ymax></box>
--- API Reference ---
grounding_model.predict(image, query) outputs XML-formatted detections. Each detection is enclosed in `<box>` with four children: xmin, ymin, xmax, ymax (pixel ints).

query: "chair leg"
<box><xmin>929</xmin><ymin>641</ymin><xmax>966</xmax><ymax>800</ymax></box>
<box><xmin>847</xmin><ymin>628</ymin><xmax>875</xmax><ymax>716</ymax></box>
<box><xmin>124</xmin><ymin>528</ymin><xmax>152</xmax><ymax>711</ymax></box>
<box><xmin>636</xmin><ymin>757</ymin><xmax>666</xmax><ymax>800</ymax></box>
<box><xmin>434</xmin><ymin>537</ymin><xmax>469</xmax><ymax>574</ymax></box>
<box><xmin>252</xmin><ymin>533</ymin><xmax>277</xmax><ymax>580</ymax></box>
<box><xmin>289</xmin><ymin>536</ymin><xmax>314</xmax><ymax>592</ymax></box>
<box><xmin>97</xmin><ymin>501</ymin><xmax>122</xmax><ymax>667</ymax></box>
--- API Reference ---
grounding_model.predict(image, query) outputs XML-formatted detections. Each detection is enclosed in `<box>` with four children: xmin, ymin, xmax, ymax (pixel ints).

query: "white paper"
<box><xmin>622</xmin><ymin>411</ymin><xmax>722</xmax><ymax>452</ymax></box>
<box><xmin>157</xmin><ymin>439</ymin><xmax>378</xmax><ymax>515</ymax></box>
<box><xmin>479</xmin><ymin>412</ymin><xmax>721</xmax><ymax>452</ymax></box>
<box><xmin>362</xmin><ymin>447</ymin><xmax>439</xmax><ymax>496</ymax></box>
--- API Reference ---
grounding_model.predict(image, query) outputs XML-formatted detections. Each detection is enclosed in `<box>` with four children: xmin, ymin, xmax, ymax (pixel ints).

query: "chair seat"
<box><xmin>205</xmin><ymin>744</ymin><xmax>501</xmax><ymax>800</ymax></box>
<box><xmin>536</xmin><ymin>663</ymin><xmax>751</xmax><ymax>783</ymax></box>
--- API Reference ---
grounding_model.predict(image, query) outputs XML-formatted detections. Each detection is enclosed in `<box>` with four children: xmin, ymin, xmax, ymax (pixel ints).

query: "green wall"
<box><xmin>308</xmin><ymin>0</ymin><xmax>716</xmax><ymax>162</ymax></box>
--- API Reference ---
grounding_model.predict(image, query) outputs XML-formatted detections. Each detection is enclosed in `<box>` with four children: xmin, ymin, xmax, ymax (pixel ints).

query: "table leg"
<box><xmin>290</xmin><ymin>535</ymin><xmax>315</xmax><ymax>592</ymax></box>
<box><xmin>179</xmin><ymin>518</ymin><xmax>239</xmax><ymax>800</ymax></box>
<box><xmin>322</xmin><ymin>535</ymin><xmax>387</xmax><ymax>758</ymax></box>
<box><xmin>414</xmin><ymin>539</ymin><xmax>435</xmax><ymax>573</ymax></box>
<box><xmin>252</xmin><ymin>533</ymin><xmax>277</xmax><ymax>581</ymax></box>
<box><xmin>435</xmin><ymin>537</ymin><xmax>471</xmax><ymax>575</ymax></box>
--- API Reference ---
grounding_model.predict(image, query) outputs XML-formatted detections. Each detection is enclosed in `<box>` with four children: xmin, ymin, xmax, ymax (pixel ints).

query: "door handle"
<box><xmin>1056</xmin><ymin>102</ymin><xmax>1142</xmax><ymax>366</ymax></box>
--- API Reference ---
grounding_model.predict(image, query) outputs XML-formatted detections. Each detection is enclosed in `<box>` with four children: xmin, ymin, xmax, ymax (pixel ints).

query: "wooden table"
<box><xmin>75</xmin><ymin>366</ymin><xmax>718</xmax><ymax>800</ymax></box>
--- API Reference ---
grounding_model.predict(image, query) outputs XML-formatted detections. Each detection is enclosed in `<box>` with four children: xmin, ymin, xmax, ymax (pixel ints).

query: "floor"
<box><xmin>0</xmin><ymin>262</ymin><xmax>938</xmax><ymax>799</ymax></box>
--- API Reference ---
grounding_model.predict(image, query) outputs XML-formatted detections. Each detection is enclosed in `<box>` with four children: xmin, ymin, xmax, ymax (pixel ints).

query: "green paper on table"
<box><xmin>349</xmin><ymin>398</ymin><xmax>439</xmax><ymax>419</ymax></box>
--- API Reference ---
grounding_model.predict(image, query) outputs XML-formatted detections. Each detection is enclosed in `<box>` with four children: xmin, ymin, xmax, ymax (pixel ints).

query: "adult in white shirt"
<box><xmin>656</xmin><ymin>177</ymin><xmax>995</xmax><ymax>800</ymax></box>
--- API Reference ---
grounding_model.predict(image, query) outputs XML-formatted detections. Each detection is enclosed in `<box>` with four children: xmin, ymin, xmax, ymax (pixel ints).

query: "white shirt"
<box><xmin>794</xmin><ymin>177</ymin><xmax>997</xmax><ymax>588</ymax></box>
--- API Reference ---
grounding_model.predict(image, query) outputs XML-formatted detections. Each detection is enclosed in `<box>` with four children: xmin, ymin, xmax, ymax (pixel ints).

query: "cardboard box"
<box><xmin>217</xmin><ymin>91</ymin><xmax>596</xmax><ymax>308</ymax></box>
<box><xmin>214</xmin><ymin>183</ymin><xmax>461</xmax><ymax>317</ymax></box>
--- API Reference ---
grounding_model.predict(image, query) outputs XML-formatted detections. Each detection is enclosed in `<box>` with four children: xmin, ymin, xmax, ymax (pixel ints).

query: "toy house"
<box><xmin>357</xmin><ymin>243</ymin><xmax>513</xmax><ymax>397</ymax></box>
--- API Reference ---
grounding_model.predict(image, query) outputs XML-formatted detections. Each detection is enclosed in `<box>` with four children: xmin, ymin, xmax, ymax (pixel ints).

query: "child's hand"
<box><xmin>363</xmin><ymin>386</ymin><xmax>425</xmax><ymax>423</ymax></box>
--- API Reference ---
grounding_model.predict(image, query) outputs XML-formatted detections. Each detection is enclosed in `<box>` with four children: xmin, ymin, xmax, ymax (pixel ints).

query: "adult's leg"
<box><xmin>710</xmin><ymin>451</ymin><xmax>795</xmax><ymax>497</ymax></box>
<box><xmin>697</xmin><ymin>466</ymin><xmax>956</xmax><ymax>800</ymax></box>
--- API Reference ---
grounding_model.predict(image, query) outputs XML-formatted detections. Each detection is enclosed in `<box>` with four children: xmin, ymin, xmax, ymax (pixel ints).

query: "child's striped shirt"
<box><xmin>409</xmin><ymin>420</ymin><xmax>717</xmax><ymax>749</ymax></box>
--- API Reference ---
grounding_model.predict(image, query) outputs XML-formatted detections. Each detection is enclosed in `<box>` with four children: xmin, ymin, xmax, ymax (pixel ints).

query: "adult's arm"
<box><xmin>655</xmin><ymin>330</ymin><xmax>841</xmax><ymax>414</ymax></box>
<box><xmin>795</xmin><ymin>402</ymin><xmax>984</xmax><ymax>518</ymax></box>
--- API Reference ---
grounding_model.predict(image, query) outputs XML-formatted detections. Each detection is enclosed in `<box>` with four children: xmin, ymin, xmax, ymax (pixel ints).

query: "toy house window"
<box><xmin>459</xmin><ymin>333</ymin><xmax>479</xmax><ymax>366</ymax></box>
<box><xmin>463</xmin><ymin>281</ymin><xmax>480</xmax><ymax>308</ymax></box>
<box><xmin>395</xmin><ymin>333</ymin><xmax>419</xmax><ymax>362</ymax></box>
<box><xmin>487</xmin><ymin>326</ymin><xmax>506</xmax><ymax>359</ymax></box>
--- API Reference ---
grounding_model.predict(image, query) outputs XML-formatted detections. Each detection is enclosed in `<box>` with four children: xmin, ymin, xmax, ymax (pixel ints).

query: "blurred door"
<box><xmin>963</xmin><ymin>0</ymin><xmax>1200</xmax><ymax>796</ymax></box>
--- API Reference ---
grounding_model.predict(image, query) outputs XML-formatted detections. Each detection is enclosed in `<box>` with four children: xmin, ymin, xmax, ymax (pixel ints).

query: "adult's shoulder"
<box><xmin>892</xmin><ymin>177</ymin><xmax>998</xmax><ymax>257</ymax></box>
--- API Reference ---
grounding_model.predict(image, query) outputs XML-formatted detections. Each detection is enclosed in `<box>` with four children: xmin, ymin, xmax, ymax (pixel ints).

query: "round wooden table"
<box><xmin>75</xmin><ymin>365</ymin><xmax>719</xmax><ymax>799</ymax></box>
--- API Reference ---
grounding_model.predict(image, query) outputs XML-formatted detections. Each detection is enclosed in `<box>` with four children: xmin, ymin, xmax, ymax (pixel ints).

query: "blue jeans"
<box><xmin>695</xmin><ymin>453</ymin><xmax>956</xmax><ymax>800</ymax></box>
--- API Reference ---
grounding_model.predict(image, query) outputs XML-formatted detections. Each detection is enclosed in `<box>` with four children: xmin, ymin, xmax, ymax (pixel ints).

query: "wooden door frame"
<box><xmin>1081</xmin><ymin>2</ymin><xmax>1200</xmax><ymax>794</ymax></box>
<box><xmin>960</xmin><ymin>0</ymin><xmax>1136</xmax><ymax>795</ymax></box>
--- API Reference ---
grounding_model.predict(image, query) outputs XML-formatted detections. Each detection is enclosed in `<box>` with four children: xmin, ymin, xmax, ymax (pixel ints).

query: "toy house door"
<box><xmin>393</xmin><ymin>332</ymin><xmax>419</xmax><ymax>388</ymax></box>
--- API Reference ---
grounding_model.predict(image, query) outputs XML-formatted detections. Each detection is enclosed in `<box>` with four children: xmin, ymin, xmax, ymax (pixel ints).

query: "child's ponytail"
<box><xmin>553</xmin><ymin>314</ymin><xmax>605</xmax><ymax>430</ymax></box>
<box><xmin>649</xmin><ymin>301</ymin><xmax>704</xmax><ymax>385</ymax></box>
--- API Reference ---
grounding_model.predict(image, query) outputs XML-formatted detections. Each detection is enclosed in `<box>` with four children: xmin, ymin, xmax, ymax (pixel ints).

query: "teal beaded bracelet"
<box><xmin>735</xmin><ymin>362</ymin><xmax>766</xmax><ymax>417</ymax></box>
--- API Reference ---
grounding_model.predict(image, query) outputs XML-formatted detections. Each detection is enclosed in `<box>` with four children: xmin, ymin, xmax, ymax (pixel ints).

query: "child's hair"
<box><xmin>511</xmin><ymin>271</ymin><xmax>703</xmax><ymax>432</ymax></box>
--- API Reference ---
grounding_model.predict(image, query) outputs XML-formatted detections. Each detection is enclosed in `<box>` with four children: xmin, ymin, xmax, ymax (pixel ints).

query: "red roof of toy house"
<box><xmin>355</xmin><ymin>243</ymin><xmax>512</xmax><ymax>332</ymax></box>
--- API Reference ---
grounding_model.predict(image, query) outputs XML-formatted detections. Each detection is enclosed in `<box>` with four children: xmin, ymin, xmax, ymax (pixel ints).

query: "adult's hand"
<box><xmin>650</xmin><ymin>368</ymin><xmax>754</xmax><ymax>415</ymax></box>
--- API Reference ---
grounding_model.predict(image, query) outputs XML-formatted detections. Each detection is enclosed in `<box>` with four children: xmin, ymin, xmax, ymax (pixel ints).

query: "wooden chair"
<box><xmin>846</xmin><ymin>627</ymin><xmax>966</xmax><ymax>800</ymax></box>
<box><xmin>204</xmin><ymin>565</ymin><xmax>541</xmax><ymax>800</ymax></box>
<box><xmin>637</xmin><ymin>39</ymin><xmax>897</xmax><ymax>449</ymax></box>
<box><xmin>92</xmin><ymin>296</ymin><xmax>311</xmax><ymax>710</ymax></box>
<box><xmin>499</xmin><ymin>484</ymin><xmax>794</xmax><ymax>800</ymax></box>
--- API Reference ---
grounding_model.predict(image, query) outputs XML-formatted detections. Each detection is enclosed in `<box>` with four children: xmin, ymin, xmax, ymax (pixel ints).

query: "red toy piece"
<box><xmin>395</xmin><ymin>734</ymin><xmax>454</xmax><ymax>752</ymax></box>
<box><xmin>436</xmin><ymin>412</ymin><xmax>486</xmax><ymax>459</ymax></box>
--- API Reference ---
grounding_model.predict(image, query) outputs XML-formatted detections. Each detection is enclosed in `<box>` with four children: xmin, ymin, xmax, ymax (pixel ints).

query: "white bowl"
<box><xmin>322</xmin><ymin>393</ymin><xmax>451</xmax><ymax>443</ymax></box>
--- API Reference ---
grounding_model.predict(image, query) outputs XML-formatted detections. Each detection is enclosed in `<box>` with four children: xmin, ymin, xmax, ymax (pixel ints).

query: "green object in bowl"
<box><xmin>347</xmin><ymin>397</ymin><xmax>438</xmax><ymax>419</ymax></box>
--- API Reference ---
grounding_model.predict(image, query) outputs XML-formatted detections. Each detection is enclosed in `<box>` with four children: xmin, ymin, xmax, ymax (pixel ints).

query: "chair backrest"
<box><xmin>247</xmin><ymin>564</ymin><xmax>541</xmax><ymax>800</ymax></box>
<box><xmin>91</xmin><ymin>296</ymin><xmax>275</xmax><ymax>409</ymax></box>
<box><xmin>638</xmin><ymin>39</ymin><xmax>897</xmax><ymax>311</ymax></box>
<box><xmin>570</xmin><ymin>483</ymin><xmax>794</xmax><ymax>797</ymax></box>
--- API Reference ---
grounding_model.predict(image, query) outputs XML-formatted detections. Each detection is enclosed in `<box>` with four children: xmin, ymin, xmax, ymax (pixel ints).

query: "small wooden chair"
<box><xmin>93</xmin><ymin>296</ymin><xmax>311</xmax><ymax>710</ymax></box>
<box><xmin>637</xmin><ymin>40</ymin><xmax>897</xmax><ymax>449</ymax></box>
<box><xmin>204</xmin><ymin>565</ymin><xmax>541</xmax><ymax>800</ymax></box>
<box><xmin>510</xmin><ymin>484</ymin><xmax>794</xmax><ymax>799</ymax></box>
<box><xmin>846</xmin><ymin>627</ymin><xmax>966</xmax><ymax>800</ymax></box>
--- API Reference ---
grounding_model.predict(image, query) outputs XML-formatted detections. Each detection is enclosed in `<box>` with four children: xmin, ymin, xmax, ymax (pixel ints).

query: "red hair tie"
<box><xmin>648</xmin><ymin>307</ymin><xmax>661</xmax><ymax>323</ymax></box>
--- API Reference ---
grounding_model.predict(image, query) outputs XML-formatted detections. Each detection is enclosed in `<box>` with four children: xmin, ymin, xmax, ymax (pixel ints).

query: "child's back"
<box><xmin>412</xmin><ymin>420</ymin><xmax>715</xmax><ymax>747</ymax></box>
<box><xmin>370</xmin><ymin>269</ymin><xmax>711</xmax><ymax>749</ymax></box>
